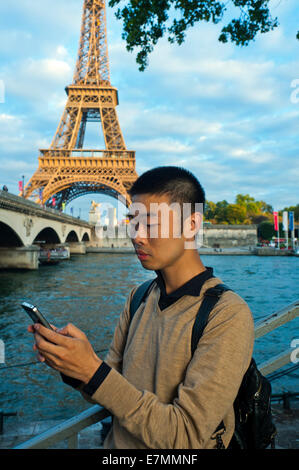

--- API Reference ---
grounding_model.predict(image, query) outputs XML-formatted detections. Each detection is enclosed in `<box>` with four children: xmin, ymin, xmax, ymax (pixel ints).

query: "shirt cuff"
<box><xmin>82</xmin><ymin>362</ymin><xmax>112</xmax><ymax>397</ymax></box>
<box><xmin>60</xmin><ymin>373</ymin><xmax>83</xmax><ymax>389</ymax></box>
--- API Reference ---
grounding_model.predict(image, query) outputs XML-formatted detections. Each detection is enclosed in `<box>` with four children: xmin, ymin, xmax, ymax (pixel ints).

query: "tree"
<box><xmin>214</xmin><ymin>200</ymin><xmax>229</xmax><ymax>224</ymax></box>
<box><xmin>225</xmin><ymin>203</ymin><xmax>247</xmax><ymax>225</ymax></box>
<box><xmin>258</xmin><ymin>220</ymin><xmax>275</xmax><ymax>241</ymax></box>
<box><xmin>204</xmin><ymin>200</ymin><xmax>217</xmax><ymax>221</ymax></box>
<box><xmin>250</xmin><ymin>214</ymin><xmax>269</xmax><ymax>225</ymax></box>
<box><xmin>109</xmin><ymin>0</ymin><xmax>280</xmax><ymax>71</ymax></box>
<box><xmin>235</xmin><ymin>193</ymin><xmax>259</xmax><ymax>216</ymax></box>
<box><xmin>280</xmin><ymin>204</ymin><xmax>299</xmax><ymax>220</ymax></box>
<box><xmin>204</xmin><ymin>193</ymin><xmax>275</xmax><ymax>225</ymax></box>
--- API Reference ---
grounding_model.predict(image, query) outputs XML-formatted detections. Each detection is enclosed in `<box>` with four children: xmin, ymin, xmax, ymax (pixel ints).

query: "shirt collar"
<box><xmin>154</xmin><ymin>267</ymin><xmax>214</xmax><ymax>299</ymax></box>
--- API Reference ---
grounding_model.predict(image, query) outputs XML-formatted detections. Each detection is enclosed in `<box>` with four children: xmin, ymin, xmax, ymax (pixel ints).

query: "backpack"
<box><xmin>129</xmin><ymin>279</ymin><xmax>277</xmax><ymax>449</ymax></box>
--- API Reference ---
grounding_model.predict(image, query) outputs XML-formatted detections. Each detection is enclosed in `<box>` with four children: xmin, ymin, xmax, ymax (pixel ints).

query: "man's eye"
<box><xmin>130</xmin><ymin>221</ymin><xmax>139</xmax><ymax>230</ymax></box>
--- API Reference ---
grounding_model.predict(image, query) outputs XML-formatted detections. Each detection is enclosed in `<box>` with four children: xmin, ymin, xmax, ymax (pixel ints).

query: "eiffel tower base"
<box><xmin>24</xmin><ymin>149</ymin><xmax>137</xmax><ymax>209</ymax></box>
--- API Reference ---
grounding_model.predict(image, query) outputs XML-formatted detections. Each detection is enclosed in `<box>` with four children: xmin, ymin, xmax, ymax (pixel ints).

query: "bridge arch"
<box><xmin>33</xmin><ymin>227</ymin><xmax>61</xmax><ymax>245</ymax></box>
<box><xmin>0</xmin><ymin>222</ymin><xmax>24</xmax><ymax>247</ymax></box>
<box><xmin>82</xmin><ymin>232</ymin><xmax>90</xmax><ymax>242</ymax></box>
<box><xmin>65</xmin><ymin>230</ymin><xmax>80</xmax><ymax>243</ymax></box>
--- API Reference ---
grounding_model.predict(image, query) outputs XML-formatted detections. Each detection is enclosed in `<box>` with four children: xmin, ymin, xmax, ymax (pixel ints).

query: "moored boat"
<box><xmin>39</xmin><ymin>247</ymin><xmax>70</xmax><ymax>265</ymax></box>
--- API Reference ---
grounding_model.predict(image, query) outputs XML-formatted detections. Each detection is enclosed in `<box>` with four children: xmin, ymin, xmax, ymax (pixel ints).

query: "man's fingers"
<box><xmin>56</xmin><ymin>323</ymin><xmax>86</xmax><ymax>340</ymax></box>
<box><xmin>34</xmin><ymin>324</ymin><xmax>70</xmax><ymax>346</ymax></box>
<box><xmin>33</xmin><ymin>343</ymin><xmax>45</xmax><ymax>362</ymax></box>
<box><xmin>34</xmin><ymin>331</ymin><xmax>63</xmax><ymax>357</ymax></box>
<box><xmin>37</xmin><ymin>352</ymin><xmax>46</xmax><ymax>362</ymax></box>
<box><xmin>29</xmin><ymin>324</ymin><xmax>58</xmax><ymax>333</ymax></box>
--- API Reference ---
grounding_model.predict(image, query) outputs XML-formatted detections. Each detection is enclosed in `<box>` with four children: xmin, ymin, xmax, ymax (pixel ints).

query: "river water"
<box><xmin>0</xmin><ymin>253</ymin><xmax>298</xmax><ymax>422</ymax></box>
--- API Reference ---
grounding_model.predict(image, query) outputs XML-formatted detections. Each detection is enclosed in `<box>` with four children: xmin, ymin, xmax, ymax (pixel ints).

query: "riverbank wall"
<box><xmin>88</xmin><ymin>224</ymin><xmax>258</xmax><ymax>250</ymax></box>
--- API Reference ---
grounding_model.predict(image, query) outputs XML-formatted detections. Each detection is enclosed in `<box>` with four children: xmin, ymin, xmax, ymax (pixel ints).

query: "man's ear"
<box><xmin>191</xmin><ymin>212</ymin><xmax>203</xmax><ymax>234</ymax></box>
<box><xmin>183</xmin><ymin>211</ymin><xmax>203</xmax><ymax>239</ymax></box>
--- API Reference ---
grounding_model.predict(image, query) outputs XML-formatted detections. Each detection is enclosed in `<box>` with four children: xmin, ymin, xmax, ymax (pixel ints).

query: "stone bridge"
<box><xmin>0</xmin><ymin>190</ymin><xmax>93</xmax><ymax>269</ymax></box>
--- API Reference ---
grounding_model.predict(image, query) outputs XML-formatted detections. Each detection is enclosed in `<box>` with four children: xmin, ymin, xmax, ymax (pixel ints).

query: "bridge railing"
<box><xmin>13</xmin><ymin>298</ymin><xmax>299</xmax><ymax>449</ymax></box>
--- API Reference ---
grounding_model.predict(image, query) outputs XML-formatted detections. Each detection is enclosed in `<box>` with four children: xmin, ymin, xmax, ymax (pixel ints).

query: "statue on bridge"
<box><xmin>89</xmin><ymin>200</ymin><xmax>102</xmax><ymax>226</ymax></box>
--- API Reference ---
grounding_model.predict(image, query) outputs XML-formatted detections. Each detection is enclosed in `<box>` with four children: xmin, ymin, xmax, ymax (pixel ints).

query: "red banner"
<box><xmin>273</xmin><ymin>211</ymin><xmax>278</xmax><ymax>231</ymax></box>
<box><xmin>18</xmin><ymin>181</ymin><xmax>23</xmax><ymax>191</ymax></box>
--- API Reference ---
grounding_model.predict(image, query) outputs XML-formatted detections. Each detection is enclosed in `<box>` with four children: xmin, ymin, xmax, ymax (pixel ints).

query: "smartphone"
<box><xmin>21</xmin><ymin>302</ymin><xmax>54</xmax><ymax>330</ymax></box>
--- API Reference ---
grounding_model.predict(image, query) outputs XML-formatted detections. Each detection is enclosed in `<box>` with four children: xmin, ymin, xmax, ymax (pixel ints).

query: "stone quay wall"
<box><xmin>88</xmin><ymin>224</ymin><xmax>258</xmax><ymax>249</ymax></box>
<box><xmin>202</xmin><ymin>224</ymin><xmax>258</xmax><ymax>248</ymax></box>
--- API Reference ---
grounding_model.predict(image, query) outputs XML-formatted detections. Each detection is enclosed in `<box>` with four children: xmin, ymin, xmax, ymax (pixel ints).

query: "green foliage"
<box><xmin>280</xmin><ymin>204</ymin><xmax>299</xmax><ymax>220</ymax></box>
<box><xmin>109</xmin><ymin>0</ymin><xmax>279</xmax><ymax>70</ymax></box>
<box><xmin>205</xmin><ymin>198</ymin><xmax>298</xmax><ymax>227</ymax></box>
<box><xmin>258</xmin><ymin>221</ymin><xmax>275</xmax><ymax>241</ymax></box>
<box><xmin>204</xmin><ymin>193</ymin><xmax>275</xmax><ymax>225</ymax></box>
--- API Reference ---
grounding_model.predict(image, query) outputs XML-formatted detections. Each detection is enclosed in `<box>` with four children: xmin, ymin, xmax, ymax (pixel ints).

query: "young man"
<box><xmin>30</xmin><ymin>166</ymin><xmax>254</xmax><ymax>449</ymax></box>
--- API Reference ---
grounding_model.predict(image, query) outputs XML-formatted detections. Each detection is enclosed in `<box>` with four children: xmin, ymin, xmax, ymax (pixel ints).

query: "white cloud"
<box><xmin>0</xmin><ymin>159</ymin><xmax>37</xmax><ymax>172</ymax></box>
<box><xmin>132</xmin><ymin>137</ymin><xmax>194</xmax><ymax>155</ymax></box>
<box><xmin>0</xmin><ymin>55</ymin><xmax>72</xmax><ymax>115</ymax></box>
<box><xmin>0</xmin><ymin>113</ymin><xmax>16</xmax><ymax>122</ymax></box>
<box><xmin>56</xmin><ymin>45</ymin><xmax>68</xmax><ymax>58</ymax></box>
<box><xmin>25</xmin><ymin>57</ymin><xmax>71</xmax><ymax>81</ymax></box>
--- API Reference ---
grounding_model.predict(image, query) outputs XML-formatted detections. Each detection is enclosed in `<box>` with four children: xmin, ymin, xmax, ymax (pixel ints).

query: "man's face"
<box><xmin>127</xmin><ymin>193</ymin><xmax>194</xmax><ymax>271</ymax></box>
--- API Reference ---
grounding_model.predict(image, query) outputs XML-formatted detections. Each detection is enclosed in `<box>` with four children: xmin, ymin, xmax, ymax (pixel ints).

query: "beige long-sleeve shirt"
<box><xmin>82</xmin><ymin>275</ymin><xmax>254</xmax><ymax>449</ymax></box>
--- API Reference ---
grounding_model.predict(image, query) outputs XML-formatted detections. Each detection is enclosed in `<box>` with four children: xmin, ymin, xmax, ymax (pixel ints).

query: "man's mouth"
<box><xmin>135</xmin><ymin>250</ymin><xmax>150</xmax><ymax>260</ymax></box>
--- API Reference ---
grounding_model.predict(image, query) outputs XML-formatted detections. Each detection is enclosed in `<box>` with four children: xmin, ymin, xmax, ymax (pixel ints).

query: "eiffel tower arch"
<box><xmin>23</xmin><ymin>0</ymin><xmax>137</xmax><ymax>209</ymax></box>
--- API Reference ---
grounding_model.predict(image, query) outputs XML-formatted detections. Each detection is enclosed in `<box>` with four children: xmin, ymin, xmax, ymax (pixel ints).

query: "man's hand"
<box><xmin>28</xmin><ymin>323</ymin><xmax>102</xmax><ymax>384</ymax></box>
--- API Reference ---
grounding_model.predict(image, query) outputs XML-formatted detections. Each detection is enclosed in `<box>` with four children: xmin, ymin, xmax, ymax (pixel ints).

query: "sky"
<box><xmin>0</xmin><ymin>0</ymin><xmax>298</xmax><ymax>222</ymax></box>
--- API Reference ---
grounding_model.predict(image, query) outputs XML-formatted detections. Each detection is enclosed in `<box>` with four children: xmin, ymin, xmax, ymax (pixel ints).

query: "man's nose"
<box><xmin>131</xmin><ymin>222</ymin><xmax>147</xmax><ymax>243</ymax></box>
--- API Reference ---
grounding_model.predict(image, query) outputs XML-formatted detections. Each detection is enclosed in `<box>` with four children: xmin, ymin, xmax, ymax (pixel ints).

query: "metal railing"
<box><xmin>14</xmin><ymin>406</ymin><xmax>110</xmax><ymax>450</ymax></box>
<box><xmin>13</xmin><ymin>298</ymin><xmax>299</xmax><ymax>449</ymax></box>
<box><xmin>255</xmin><ymin>299</ymin><xmax>299</xmax><ymax>375</ymax></box>
<box><xmin>39</xmin><ymin>149</ymin><xmax>136</xmax><ymax>160</ymax></box>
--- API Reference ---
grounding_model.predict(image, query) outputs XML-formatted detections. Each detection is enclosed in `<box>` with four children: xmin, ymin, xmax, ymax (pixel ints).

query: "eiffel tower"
<box><xmin>23</xmin><ymin>0</ymin><xmax>137</xmax><ymax>209</ymax></box>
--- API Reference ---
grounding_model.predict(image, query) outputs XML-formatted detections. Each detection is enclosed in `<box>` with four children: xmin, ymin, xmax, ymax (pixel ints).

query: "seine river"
<box><xmin>0</xmin><ymin>253</ymin><xmax>298</xmax><ymax>422</ymax></box>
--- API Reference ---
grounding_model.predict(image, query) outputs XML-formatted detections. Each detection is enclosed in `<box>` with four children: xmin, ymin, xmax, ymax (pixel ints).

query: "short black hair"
<box><xmin>128</xmin><ymin>166</ymin><xmax>205</xmax><ymax>213</ymax></box>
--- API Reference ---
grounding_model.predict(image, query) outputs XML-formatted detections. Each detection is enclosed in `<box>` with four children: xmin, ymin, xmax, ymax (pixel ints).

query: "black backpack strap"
<box><xmin>191</xmin><ymin>283</ymin><xmax>232</xmax><ymax>356</ymax></box>
<box><xmin>130</xmin><ymin>279</ymin><xmax>156</xmax><ymax>321</ymax></box>
<box><xmin>191</xmin><ymin>283</ymin><xmax>232</xmax><ymax>443</ymax></box>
